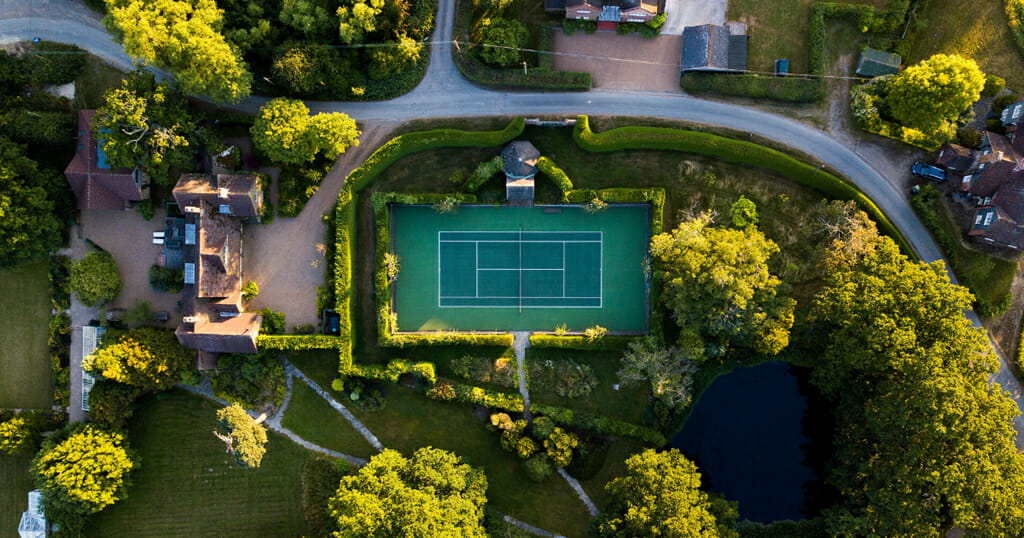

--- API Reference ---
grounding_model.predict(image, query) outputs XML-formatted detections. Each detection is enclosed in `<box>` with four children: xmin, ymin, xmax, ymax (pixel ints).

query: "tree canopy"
<box><xmin>83</xmin><ymin>327</ymin><xmax>193</xmax><ymax>390</ymax></box>
<box><xmin>618</xmin><ymin>337</ymin><xmax>698</xmax><ymax>410</ymax></box>
<box><xmin>886</xmin><ymin>54</ymin><xmax>985</xmax><ymax>134</ymax></box>
<box><xmin>251</xmin><ymin>98</ymin><xmax>360</xmax><ymax>165</ymax></box>
<box><xmin>329</xmin><ymin>447</ymin><xmax>488</xmax><ymax>537</ymax></box>
<box><xmin>70</xmin><ymin>251</ymin><xmax>122</xmax><ymax>307</ymax></box>
<box><xmin>476</xmin><ymin>18</ymin><xmax>528</xmax><ymax>67</ymax></box>
<box><xmin>32</xmin><ymin>424</ymin><xmax>135</xmax><ymax>516</ymax></box>
<box><xmin>650</xmin><ymin>212</ymin><xmax>794</xmax><ymax>359</ymax></box>
<box><xmin>0</xmin><ymin>136</ymin><xmax>61</xmax><ymax>266</ymax></box>
<box><xmin>104</xmin><ymin>0</ymin><xmax>253</xmax><ymax>103</ymax></box>
<box><xmin>810</xmin><ymin>236</ymin><xmax>1024</xmax><ymax>536</ymax></box>
<box><xmin>94</xmin><ymin>70</ymin><xmax>196</xmax><ymax>185</ymax></box>
<box><xmin>216</xmin><ymin>404</ymin><xmax>268</xmax><ymax>468</ymax></box>
<box><xmin>594</xmin><ymin>449</ymin><xmax>737</xmax><ymax>537</ymax></box>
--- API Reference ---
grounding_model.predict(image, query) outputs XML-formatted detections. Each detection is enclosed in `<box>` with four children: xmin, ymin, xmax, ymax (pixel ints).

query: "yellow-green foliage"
<box><xmin>83</xmin><ymin>328</ymin><xmax>193</xmax><ymax>390</ymax></box>
<box><xmin>543</xmin><ymin>427</ymin><xmax>578</xmax><ymax>468</ymax></box>
<box><xmin>536</xmin><ymin>156</ymin><xmax>574</xmax><ymax>196</ymax></box>
<box><xmin>217</xmin><ymin>404</ymin><xmax>268</xmax><ymax>469</ymax></box>
<box><xmin>0</xmin><ymin>416</ymin><xmax>35</xmax><ymax>455</ymax></box>
<box><xmin>32</xmin><ymin>424</ymin><xmax>134</xmax><ymax>514</ymax></box>
<box><xmin>886</xmin><ymin>54</ymin><xmax>985</xmax><ymax>134</ymax></box>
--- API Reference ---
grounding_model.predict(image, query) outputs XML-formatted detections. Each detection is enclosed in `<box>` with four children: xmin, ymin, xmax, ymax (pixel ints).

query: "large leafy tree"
<box><xmin>104</xmin><ymin>0</ymin><xmax>252</xmax><ymax>103</ymax></box>
<box><xmin>251</xmin><ymin>98</ymin><xmax>360</xmax><ymax>165</ymax></box>
<box><xmin>83</xmin><ymin>327</ymin><xmax>193</xmax><ymax>390</ymax></box>
<box><xmin>216</xmin><ymin>404</ymin><xmax>268</xmax><ymax>468</ymax></box>
<box><xmin>70</xmin><ymin>251</ymin><xmax>122</xmax><ymax>307</ymax></box>
<box><xmin>618</xmin><ymin>337</ymin><xmax>699</xmax><ymax>410</ymax></box>
<box><xmin>94</xmin><ymin>70</ymin><xmax>196</xmax><ymax>185</ymax></box>
<box><xmin>329</xmin><ymin>447</ymin><xmax>488</xmax><ymax>537</ymax></box>
<box><xmin>476</xmin><ymin>18</ymin><xmax>528</xmax><ymax>68</ymax></box>
<box><xmin>367</xmin><ymin>33</ymin><xmax>423</xmax><ymax>80</ymax></box>
<box><xmin>594</xmin><ymin>449</ymin><xmax>737</xmax><ymax>537</ymax></box>
<box><xmin>31</xmin><ymin>423</ymin><xmax>135</xmax><ymax>531</ymax></box>
<box><xmin>280</xmin><ymin>0</ymin><xmax>334</xmax><ymax>37</ymax></box>
<box><xmin>338</xmin><ymin>0</ymin><xmax>383</xmax><ymax>44</ymax></box>
<box><xmin>650</xmin><ymin>211</ymin><xmax>794</xmax><ymax>359</ymax></box>
<box><xmin>0</xmin><ymin>136</ymin><xmax>60</xmax><ymax>266</ymax></box>
<box><xmin>886</xmin><ymin>54</ymin><xmax>985</xmax><ymax>134</ymax></box>
<box><xmin>810</xmin><ymin>237</ymin><xmax>1024</xmax><ymax>536</ymax></box>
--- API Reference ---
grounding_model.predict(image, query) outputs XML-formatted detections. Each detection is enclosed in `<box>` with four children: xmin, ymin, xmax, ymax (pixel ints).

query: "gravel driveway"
<box><xmin>661</xmin><ymin>0</ymin><xmax>726</xmax><ymax>35</ymax></box>
<box><xmin>552</xmin><ymin>31</ymin><xmax>683</xmax><ymax>93</ymax></box>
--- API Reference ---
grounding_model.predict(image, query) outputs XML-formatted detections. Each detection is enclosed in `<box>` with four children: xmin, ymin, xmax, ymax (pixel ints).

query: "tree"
<box><xmin>618</xmin><ymin>337</ymin><xmax>699</xmax><ymax>410</ymax></box>
<box><xmin>543</xmin><ymin>427</ymin><xmax>578</xmax><ymax>468</ymax></box>
<box><xmin>70</xmin><ymin>251</ymin><xmax>122</xmax><ymax>307</ymax></box>
<box><xmin>215</xmin><ymin>404</ymin><xmax>268</xmax><ymax>468</ymax></box>
<box><xmin>32</xmin><ymin>424</ymin><xmax>135</xmax><ymax>518</ymax></box>
<box><xmin>337</xmin><ymin>0</ymin><xmax>384</xmax><ymax>44</ymax></box>
<box><xmin>0</xmin><ymin>136</ymin><xmax>61</xmax><ymax>266</ymax></box>
<box><xmin>810</xmin><ymin>236</ymin><xmax>1024</xmax><ymax>536</ymax></box>
<box><xmin>104</xmin><ymin>0</ymin><xmax>252</xmax><ymax>103</ymax></box>
<box><xmin>242</xmin><ymin>281</ymin><xmax>259</xmax><ymax>300</ymax></box>
<box><xmin>650</xmin><ymin>212</ymin><xmax>794</xmax><ymax>359</ymax></box>
<box><xmin>280</xmin><ymin>0</ymin><xmax>333</xmax><ymax>37</ymax></box>
<box><xmin>368</xmin><ymin>33</ymin><xmax>422</xmax><ymax>79</ymax></box>
<box><xmin>729</xmin><ymin>196</ymin><xmax>758</xmax><ymax>228</ymax></box>
<box><xmin>801</xmin><ymin>199</ymin><xmax>881</xmax><ymax>272</ymax></box>
<box><xmin>83</xmin><ymin>327</ymin><xmax>193</xmax><ymax>390</ymax></box>
<box><xmin>594</xmin><ymin>449</ymin><xmax>736</xmax><ymax>537</ymax></box>
<box><xmin>251</xmin><ymin>98</ymin><xmax>361</xmax><ymax>165</ymax></box>
<box><xmin>886</xmin><ymin>54</ymin><xmax>985</xmax><ymax>134</ymax></box>
<box><xmin>87</xmin><ymin>380</ymin><xmax>142</xmax><ymax>430</ymax></box>
<box><xmin>329</xmin><ymin>447</ymin><xmax>488</xmax><ymax>537</ymax></box>
<box><xmin>476</xmin><ymin>18</ymin><xmax>528</xmax><ymax>67</ymax></box>
<box><xmin>93</xmin><ymin>70</ymin><xmax>195</xmax><ymax>185</ymax></box>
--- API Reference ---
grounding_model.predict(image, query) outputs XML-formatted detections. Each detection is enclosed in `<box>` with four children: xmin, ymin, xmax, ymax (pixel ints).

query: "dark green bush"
<box><xmin>531</xmin><ymin>403</ymin><xmax>667</xmax><ymax>445</ymax></box>
<box><xmin>426</xmin><ymin>381</ymin><xmax>525</xmax><ymax>411</ymax></box>
<box><xmin>464</xmin><ymin>156</ymin><xmax>505</xmax><ymax>192</ymax></box>
<box><xmin>49</xmin><ymin>255</ymin><xmax>72</xmax><ymax>311</ymax></box>
<box><xmin>257</xmin><ymin>335</ymin><xmax>344</xmax><ymax>350</ymax></box>
<box><xmin>736</xmin><ymin>517</ymin><xmax>829</xmax><ymax>537</ymax></box>
<box><xmin>524</xmin><ymin>453</ymin><xmax>555</xmax><ymax>482</ymax></box>
<box><xmin>0</xmin><ymin>109</ymin><xmax>70</xmax><ymax>145</ymax></box>
<box><xmin>992</xmin><ymin>93</ymin><xmax>1019</xmax><ymax>114</ymax></box>
<box><xmin>148</xmin><ymin>265</ymin><xmax>184</xmax><ymax>293</ymax></box>
<box><xmin>25</xmin><ymin>42</ymin><xmax>86</xmax><ymax>85</ymax></box>
<box><xmin>983</xmin><ymin>74</ymin><xmax>1007</xmax><ymax>97</ymax></box>
<box><xmin>349</xmin><ymin>359</ymin><xmax>437</xmax><ymax>385</ymax></box>
<box><xmin>681</xmin><ymin>72</ymin><xmax>826</xmax><ymax>103</ymax></box>
<box><xmin>987</xmin><ymin>118</ymin><xmax>1007</xmax><ymax>134</ymax></box>
<box><xmin>259</xmin><ymin>308</ymin><xmax>286</xmax><ymax>335</ymax></box>
<box><xmin>528</xmin><ymin>334</ymin><xmax>639</xmax><ymax>350</ymax></box>
<box><xmin>528</xmin><ymin>357</ymin><xmax>598</xmax><ymax>398</ymax></box>
<box><xmin>210</xmin><ymin>351</ymin><xmax>287</xmax><ymax>408</ymax></box>
<box><xmin>955</xmin><ymin>126</ymin><xmax>982</xmax><ymax>149</ymax></box>
<box><xmin>278</xmin><ymin>159</ymin><xmax>332</xmax><ymax>217</ymax></box>
<box><xmin>86</xmin><ymin>381</ymin><xmax>141</xmax><ymax>431</ymax></box>
<box><xmin>536</xmin><ymin>156</ymin><xmax>574</xmax><ymax>195</ymax></box>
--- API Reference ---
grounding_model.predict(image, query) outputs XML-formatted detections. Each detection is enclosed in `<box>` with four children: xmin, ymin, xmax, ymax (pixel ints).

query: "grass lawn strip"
<box><xmin>0</xmin><ymin>261</ymin><xmax>53</xmax><ymax>409</ymax></box>
<box><xmin>1</xmin><ymin>455</ymin><xmax>35</xmax><ymax>537</ymax></box>
<box><xmin>86</xmin><ymin>390</ymin><xmax>308</xmax><ymax>537</ymax></box>
<box><xmin>280</xmin><ymin>381</ymin><xmax>379</xmax><ymax>461</ymax></box>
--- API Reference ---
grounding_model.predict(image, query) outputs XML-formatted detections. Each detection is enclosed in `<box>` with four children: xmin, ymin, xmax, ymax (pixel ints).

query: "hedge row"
<box><xmin>386</xmin><ymin>332</ymin><xmax>515</xmax><ymax>348</ymax></box>
<box><xmin>1010</xmin><ymin>0</ymin><xmax>1024</xmax><ymax>60</ymax></box>
<box><xmin>349</xmin><ymin>359</ymin><xmax>437</xmax><ymax>385</ymax></box>
<box><xmin>572</xmin><ymin>115</ymin><xmax>914</xmax><ymax>256</ymax></box>
<box><xmin>850</xmin><ymin>78</ymin><xmax>948</xmax><ymax>151</ymax></box>
<box><xmin>256</xmin><ymin>335</ymin><xmax>345</xmax><ymax>350</ymax></box>
<box><xmin>808</xmin><ymin>3</ymin><xmax>876</xmax><ymax>76</ymax></box>
<box><xmin>529</xmin><ymin>334</ymin><xmax>641</xmax><ymax>351</ymax></box>
<box><xmin>536</xmin><ymin>156</ymin><xmax>574</xmax><ymax>196</ymax></box>
<box><xmin>532</xmin><ymin>403</ymin><xmax>667</xmax><ymax>446</ymax></box>
<box><xmin>430</xmin><ymin>382</ymin><xmax>526</xmax><ymax>412</ymax></box>
<box><xmin>680</xmin><ymin>72</ymin><xmax>825</xmax><ymax>103</ymax></box>
<box><xmin>334</xmin><ymin>191</ymin><xmax>357</xmax><ymax>373</ymax></box>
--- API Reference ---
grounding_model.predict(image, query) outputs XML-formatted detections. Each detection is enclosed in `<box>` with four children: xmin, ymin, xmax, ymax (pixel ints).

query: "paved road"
<box><xmin>2</xmin><ymin>0</ymin><xmax>1022</xmax><ymax>447</ymax></box>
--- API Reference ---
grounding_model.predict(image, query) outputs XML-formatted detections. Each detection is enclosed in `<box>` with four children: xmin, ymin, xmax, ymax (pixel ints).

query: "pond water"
<box><xmin>669</xmin><ymin>361</ymin><xmax>832</xmax><ymax>523</ymax></box>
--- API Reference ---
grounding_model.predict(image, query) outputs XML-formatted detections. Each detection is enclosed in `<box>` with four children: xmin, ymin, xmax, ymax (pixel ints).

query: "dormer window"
<box><xmin>219</xmin><ymin>204</ymin><xmax>232</xmax><ymax>215</ymax></box>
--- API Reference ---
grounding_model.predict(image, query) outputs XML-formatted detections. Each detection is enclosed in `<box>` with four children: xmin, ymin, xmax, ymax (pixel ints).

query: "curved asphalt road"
<box><xmin>3</xmin><ymin>0</ymin><xmax>1023</xmax><ymax>446</ymax></box>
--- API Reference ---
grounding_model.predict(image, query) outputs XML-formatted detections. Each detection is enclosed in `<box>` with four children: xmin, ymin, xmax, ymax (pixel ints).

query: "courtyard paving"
<box><xmin>552</xmin><ymin>31</ymin><xmax>683</xmax><ymax>93</ymax></box>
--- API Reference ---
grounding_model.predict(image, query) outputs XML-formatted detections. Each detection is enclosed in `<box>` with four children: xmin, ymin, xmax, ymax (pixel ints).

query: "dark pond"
<box><xmin>669</xmin><ymin>361</ymin><xmax>834</xmax><ymax>523</ymax></box>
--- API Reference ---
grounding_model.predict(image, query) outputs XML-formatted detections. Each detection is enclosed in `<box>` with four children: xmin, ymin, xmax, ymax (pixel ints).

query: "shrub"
<box><xmin>242</xmin><ymin>281</ymin><xmax>259</xmax><ymax>300</ymax></box>
<box><xmin>529</xmin><ymin>334</ymin><xmax>638</xmax><ymax>350</ymax></box>
<box><xmin>210</xmin><ymin>351</ymin><xmax>287</xmax><ymax>408</ymax></box>
<box><xmin>86</xmin><ymin>381</ymin><xmax>141</xmax><ymax>431</ymax></box>
<box><xmin>148</xmin><ymin>265</ymin><xmax>184</xmax><ymax>293</ymax></box>
<box><xmin>563</xmin><ymin>19</ymin><xmax>580</xmax><ymax>35</ymax></box>
<box><xmin>70</xmin><ymin>251</ymin><xmax>121</xmax><ymax>306</ymax></box>
<box><xmin>956</xmin><ymin>127</ymin><xmax>982</xmax><ymax>149</ymax></box>
<box><xmin>257</xmin><ymin>335</ymin><xmax>344</xmax><ymax>350</ymax></box>
<box><xmin>544</xmin><ymin>427</ymin><xmax>578</xmax><ymax>467</ymax></box>
<box><xmin>528</xmin><ymin>358</ymin><xmax>598</xmax><ymax>398</ymax></box>
<box><xmin>584</xmin><ymin>325</ymin><xmax>608</xmax><ymax>340</ymax></box>
<box><xmin>0</xmin><ymin>412</ymin><xmax>61</xmax><ymax>455</ymax></box>
<box><xmin>532</xmin><ymin>416</ymin><xmax>555</xmax><ymax>439</ymax></box>
<box><xmin>983</xmin><ymin>74</ymin><xmax>1006</xmax><ymax>97</ymax></box>
<box><xmin>993</xmin><ymin>93</ymin><xmax>1019</xmax><ymax>114</ymax></box>
<box><xmin>427</xmin><ymin>379</ymin><xmax>457</xmax><ymax>400</ymax></box>
<box><xmin>451</xmin><ymin>355</ymin><xmax>518</xmax><ymax>388</ymax></box>
<box><xmin>49</xmin><ymin>254</ymin><xmax>72</xmax><ymax>311</ymax></box>
<box><xmin>681</xmin><ymin>72</ymin><xmax>825</xmax><ymax>103</ymax></box>
<box><xmin>731</xmin><ymin>196</ymin><xmax>759</xmax><ymax>228</ymax></box>
<box><xmin>465</xmin><ymin>155</ymin><xmax>505</xmax><ymax>192</ymax></box>
<box><xmin>426</xmin><ymin>381</ymin><xmax>525</xmax><ymax>411</ymax></box>
<box><xmin>25</xmin><ymin>41</ymin><xmax>86</xmax><ymax>84</ymax></box>
<box><xmin>349</xmin><ymin>359</ymin><xmax>437</xmax><ymax>385</ymax></box>
<box><xmin>536</xmin><ymin>156</ymin><xmax>573</xmax><ymax>195</ymax></box>
<box><xmin>524</xmin><ymin>454</ymin><xmax>555</xmax><ymax>482</ymax></box>
<box><xmin>0</xmin><ymin>109</ymin><xmax>71</xmax><ymax>145</ymax></box>
<box><xmin>259</xmin><ymin>308</ymin><xmax>286</xmax><ymax>335</ymax></box>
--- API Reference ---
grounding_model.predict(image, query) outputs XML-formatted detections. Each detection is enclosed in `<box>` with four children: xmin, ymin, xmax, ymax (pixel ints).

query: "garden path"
<box><xmin>513</xmin><ymin>331</ymin><xmax>533</xmax><ymax>421</ymax></box>
<box><xmin>558</xmin><ymin>468</ymin><xmax>600</xmax><ymax>516</ymax></box>
<box><xmin>58</xmin><ymin>225</ymin><xmax>101</xmax><ymax>423</ymax></box>
<box><xmin>283</xmin><ymin>357</ymin><xmax>384</xmax><ymax>451</ymax></box>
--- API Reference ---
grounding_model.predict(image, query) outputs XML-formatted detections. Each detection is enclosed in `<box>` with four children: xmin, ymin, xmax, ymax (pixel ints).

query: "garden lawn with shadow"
<box><xmin>0</xmin><ymin>261</ymin><xmax>53</xmax><ymax>409</ymax></box>
<box><xmin>282</xmin><ymin>381</ymin><xmax>379</xmax><ymax>461</ymax></box>
<box><xmin>86</xmin><ymin>390</ymin><xmax>309</xmax><ymax>537</ymax></box>
<box><xmin>0</xmin><ymin>455</ymin><xmax>35</xmax><ymax>536</ymax></box>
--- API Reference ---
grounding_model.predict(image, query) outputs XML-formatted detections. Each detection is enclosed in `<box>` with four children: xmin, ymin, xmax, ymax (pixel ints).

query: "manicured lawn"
<box><xmin>525</xmin><ymin>348</ymin><xmax>649</xmax><ymax>426</ymax></box>
<box><xmin>577</xmin><ymin>438</ymin><xmax>647</xmax><ymax>511</ymax></box>
<box><xmin>0</xmin><ymin>455</ymin><xmax>35</xmax><ymax>537</ymax></box>
<box><xmin>86</xmin><ymin>390</ymin><xmax>309</xmax><ymax>537</ymax></box>
<box><xmin>284</xmin><ymin>377</ymin><xmax>593</xmax><ymax>537</ymax></box>
<box><xmin>281</xmin><ymin>381</ymin><xmax>379</xmax><ymax>461</ymax></box>
<box><xmin>728</xmin><ymin>0</ymin><xmax>888</xmax><ymax>73</ymax></box>
<box><xmin>909</xmin><ymin>0</ymin><xmax>1024</xmax><ymax>91</ymax></box>
<box><xmin>0</xmin><ymin>261</ymin><xmax>53</xmax><ymax>409</ymax></box>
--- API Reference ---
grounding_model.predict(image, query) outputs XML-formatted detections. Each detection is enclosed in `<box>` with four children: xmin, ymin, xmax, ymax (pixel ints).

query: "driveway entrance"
<box><xmin>552</xmin><ymin>31</ymin><xmax>683</xmax><ymax>93</ymax></box>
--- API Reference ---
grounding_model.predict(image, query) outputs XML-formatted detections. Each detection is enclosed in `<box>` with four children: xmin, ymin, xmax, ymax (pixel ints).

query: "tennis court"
<box><xmin>391</xmin><ymin>205</ymin><xmax>649</xmax><ymax>332</ymax></box>
<box><xmin>438</xmin><ymin>231</ymin><xmax>602</xmax><ymax>308</ymax></box>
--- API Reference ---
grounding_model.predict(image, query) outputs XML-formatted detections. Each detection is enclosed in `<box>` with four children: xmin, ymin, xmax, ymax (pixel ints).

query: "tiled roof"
<box><xmin>937</xmin><ymin>143</ymin><xmax>974</xmax><ymax>172</ymax></box>
<box><xmin>64</xmin><ymin>109</ymin><xmax>145</xmax><ymax>210</ymax></box>
<box><xmin>682</xmin><ymin>25</ymin><xmax>732</xmax><ymax>71</ymax></box>
<box><xmin>173</xmin><ymin>173</ymin><xmax>261</xmax><ymax>218</ymax></box>
<box><xmin>176</xmin><ymin>312</ymin><xmax>262</xmax><ymax>354</ymax></box>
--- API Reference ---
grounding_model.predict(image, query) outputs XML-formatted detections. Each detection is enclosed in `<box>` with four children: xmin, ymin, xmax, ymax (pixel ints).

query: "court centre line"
<box><xmin>599</xmin><ymin>232</ymin><xmax>604</xmax><ymax>309</ymax></box>
<box><xmin>475</xmin><ymin>240</ymin><xmax>479</xmax><ymax>298</ymax></box>
<box><xmin>562</xmin><ymin>242</ymin><xmax>566</xmax><ymax>299</ymax></box>
<box><xmin>437</xmin><ymin>231</ymin><xmax>441</xmax><ymax>309</ymax></box>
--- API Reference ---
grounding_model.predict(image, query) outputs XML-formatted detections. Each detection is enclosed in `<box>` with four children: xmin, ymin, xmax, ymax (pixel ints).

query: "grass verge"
<box><xmin>86</xmin><ymin>390</ymin><xmax>308</xmax><ymax>537</ymax></box>
<box><xmin>0</xmin><ymin>261</ymin><xmax>53</xmax><ymax>409</ymax></box>
<box><xmin>0</xmin><ymin>455</ymin><xmax>35</xmax><ymax>536</ymax></box>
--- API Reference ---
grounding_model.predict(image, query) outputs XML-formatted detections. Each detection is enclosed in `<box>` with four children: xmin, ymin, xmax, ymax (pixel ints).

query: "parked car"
<box><xmin>912</xmin><ymin>162</ymin><xmax>946</xmax><ymax>182</ymax></box>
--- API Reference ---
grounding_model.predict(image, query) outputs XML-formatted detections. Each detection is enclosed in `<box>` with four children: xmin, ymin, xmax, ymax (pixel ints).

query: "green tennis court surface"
<box><xmin>391</xmin><ymin>205</ymin><xmax>649</xmax><ymax>332</ymax></box>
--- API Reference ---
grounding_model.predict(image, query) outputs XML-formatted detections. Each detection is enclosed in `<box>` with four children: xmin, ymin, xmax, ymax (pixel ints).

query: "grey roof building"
<box><xmin>855</xmin><ymin>48</ymin><xmax>901</xmax><ymax>77</ymax></box>
<box><xmin>501</xmin><ymin>141</ymin><xmax>539</xmax><ymax>206</ymax></box>
<box><xmin>681</xmin><ymin>24</ymin><xmax>748</xmax><ymax>72</ymax></box>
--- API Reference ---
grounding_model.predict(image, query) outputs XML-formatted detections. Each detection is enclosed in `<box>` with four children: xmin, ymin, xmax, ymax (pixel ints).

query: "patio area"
<box><xmin>81</xmin><ymin>208</ymin><xmax>182</xmax><ymax>324</ymax></box>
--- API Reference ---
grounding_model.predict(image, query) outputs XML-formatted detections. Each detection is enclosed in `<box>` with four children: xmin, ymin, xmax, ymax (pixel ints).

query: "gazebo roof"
<box><xmin>501</xmin><ymin>141</ymin><xmax>540</xmax><ymax>179</ymax></box>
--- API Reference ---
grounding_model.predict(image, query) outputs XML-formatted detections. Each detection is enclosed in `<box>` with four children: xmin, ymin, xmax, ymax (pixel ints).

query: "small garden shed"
<box><xmin>856</xmin><ymin>48</ymin><xmax>901</xmax><ymax>77</ymax></box>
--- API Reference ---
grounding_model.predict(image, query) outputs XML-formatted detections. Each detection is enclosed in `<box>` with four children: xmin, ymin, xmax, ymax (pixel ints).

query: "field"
<box><xmin>0</xmin><ymin>455</ymin><xmax>35</xmax><ymax>538</ymax></box>
<box><xmin>0</xmin><ymin>261</ymin><xmax>53</xmax><ymax>409</ymax></box>
<box><xmin>86</xmin><ymin>391</ymin><xmax>309</xmax><ymax>537</ymax></box>
<box><xmin>728</xmin><ymin>0</ymin><xmax>889</xmax><ymax>73</ymax></box>
<box><xmin>908</xmin><ymin>0</ymin><xmax>1024</xmax><ymax>91</ymax></box>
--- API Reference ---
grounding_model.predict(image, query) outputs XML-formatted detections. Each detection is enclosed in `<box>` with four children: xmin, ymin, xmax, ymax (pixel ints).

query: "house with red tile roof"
<box><xmin>63</xmin><ymin>109</ymin><xmax>148</xmax><ymax>210</ymax></box>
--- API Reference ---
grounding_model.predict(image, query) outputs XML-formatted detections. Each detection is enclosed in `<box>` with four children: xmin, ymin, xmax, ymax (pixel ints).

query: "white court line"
<box><xmin>478</xmin><ymin>268</ymin><xmax>562</xmax><ymax>271</ymax></box>
<box><xmin>475</xmin><ymin>241</ymin><xmax>479</xmax><ymax>298</ymax></box>
<box><xmin>437</xmin><ymin>231</ymin><xmax>441</xmax><ymax>308</ymax></box>
<box><xmin>562</xmin><ymin>242</ymin><xmax>566</xmax><ymax>299</ymax></box>
<box><xmin>441</xmin><ymin>296</ymin><xmax>602</xmax><ymax>299</ymax></box>
<box><xmin>599</xmin><ymin>231</ymin><xmax>604</xmax><ymax>309</ymax></box>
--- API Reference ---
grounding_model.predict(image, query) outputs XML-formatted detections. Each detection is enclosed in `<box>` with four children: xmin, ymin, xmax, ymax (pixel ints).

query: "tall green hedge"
<box><xmin>537</xmin><ymin>156</ymin><xmax>574</xmax><ymax>197</ymax></box>
<box><xmin>572</xmin><ymin>115</ymin><xmax>913</xmax><ymax>257</ymax></box>
<box><xmin>681</xmin><ymin>73</ymin><xmax>825</xmax><ymax>103</ymax></box>
<box><xmin>257</xmin><ymin>335</ymin><xmax>345</xmax><ymax>350</ymax></box>
<box><xmin>349</xmin><ymin>359</ymin><xmax>437</xmax><ymax>385</ymax></box>
<box><xmin>528</xmin><ymin>335</ymin><xmax>640</xmax><ymax>350</ymax></box>
<box><xmin>531</xmin><ymin>403</ymin><xmax>667</xmax><ymax>445</ymax></box>
<box><xmin>1009</xmin><ymin>0</ymin><xmax>1024</xmax><ymax>59</ymax></box>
